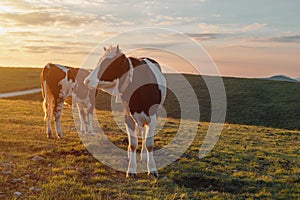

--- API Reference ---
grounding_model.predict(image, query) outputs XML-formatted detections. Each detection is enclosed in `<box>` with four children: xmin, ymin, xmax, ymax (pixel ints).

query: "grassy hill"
<box><xmin>223</xmin><ymin>76</ymin><xmax>300</xmax><ymax>130</ymax></box>
<box><xmin>2</xmin><ymin>67</ymin><xmax>298</xmax><ymax>130</ymax></box>
<box><xmin>0</xmin><ymin>99</ymin><xmax>299</xmax><ymax>199</ymax></box>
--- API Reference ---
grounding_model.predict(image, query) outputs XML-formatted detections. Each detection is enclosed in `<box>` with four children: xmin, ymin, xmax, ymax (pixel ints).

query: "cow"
<box><xmin>84</xmin><ymin>45</ymin><xmax>166</xmax><ymax>177</ymax></box>
<box><xmin>41</xmin><ymin>63</ymin><xmax>97</xmax><ymax>139</ymax></box>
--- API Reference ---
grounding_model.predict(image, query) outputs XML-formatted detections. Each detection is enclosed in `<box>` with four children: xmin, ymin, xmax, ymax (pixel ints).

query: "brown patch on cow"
<box><xmin>122</xmin><ymin>57</ymin><xmax>162</xmax><ymax>116</ymax></box>
<box><xmin>41</xmin><ymin>63</ymin><xmax>66</xmax><ymax>100</ymax></box>
<box><xmin>67</xmin><ymin>67</ymin><xmax>79</xmax><ymax>82</ymax></box>
<box><xmin>98</xmin><ymin>54</ymin><xmax>130</xmax><ymax>82</ymax></box>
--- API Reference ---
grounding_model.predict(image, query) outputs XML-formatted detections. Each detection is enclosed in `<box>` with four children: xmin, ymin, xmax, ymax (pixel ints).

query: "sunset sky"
<box><xmin>0</xmin><ymin>0</ymin><xmax>299</xmax><ymax>78</ymax></box>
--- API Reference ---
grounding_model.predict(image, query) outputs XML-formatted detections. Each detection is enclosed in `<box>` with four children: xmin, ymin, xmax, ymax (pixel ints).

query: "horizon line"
<box><xmin>0</xmin><ymin>65</ymin><xmax>299</xmax><ymax>80</ymax></box>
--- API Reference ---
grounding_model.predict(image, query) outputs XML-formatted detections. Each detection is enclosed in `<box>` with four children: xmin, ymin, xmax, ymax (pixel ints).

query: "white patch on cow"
<box><xmin>145</xmin><ymin>114</ymin><xmax>158</xmax><ymax>174</ymax></box>
<box><xmin>72</xmin><ymin>90</ymin><xmax>95</xmax><ymax>135</ymax></box>
<box><xmin>104</xmin><ymin>46</ymin><xmax>119</xmax><ymax>59</ymax></box>
<box><xmin>54</xmin><ymin>102</ymin><xmax>64</xmax><ymax>139</ymax></box>
<box><xmin>58</xmin><ymin>75</ymin><xmax>74</xmax><ymax>99</ymax></box>
<box><xmin>143</xmin><ymin>59</ymin><xmax>167</xmax><ymax>103</ymax></box>
<box><xmin>55</xmin><ymin>64</ymin><xmax>69</xmax><ymax>73</ymax></box>
<box><xmin>125</xmin><ymin>122</ymin><xmax>138</xmax><ymax>176</ymax></box>
<box><xmin>84</xmin><ymin>66</ymin><xmax>100</xmax><ymax>89</ymax></box>
<box><xmin>118</xmin><ymin>57</ymin><xmax>134</xmax><ymax>94</ymax></box>
<box><xmin>98</xmin><ymin>78</ymin><xmax>120</xmax><ymax>96</ymax></box>
<box><xmin>132</xmin><ymin>111</ymin><xmax>150</xmax><ymax>127</ymax></box>
<box><xmin>76</xmin><ymin>103</ymin><xmax>87</xmax><ymax>133</ymax></box>
<box><xmin>55</xmin><ymin>63</ymin><xmax>74</xmax><ymax>99</ymax></box>
<box><xmin>129</xmin><ymin>113</ymin><xmax>158</xmax><ymax>174</ymax></box>
<box><xmin>140</xmin><ymin>126</ymin><xmax>147</xmax><ymax>161</ymax></box>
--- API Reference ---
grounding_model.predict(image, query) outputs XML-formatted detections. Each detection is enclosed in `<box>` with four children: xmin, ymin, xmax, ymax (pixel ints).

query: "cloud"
<box><xmin>25</xmin><ymin>40</ymin><xmax>97</xmax><ymax>47</ymax></box>
<box><xmin>250</xmin><ymin>35</ymin><xmax>300</xmax><ymax>43</ymax></box>
<box><xmin>198</xmin><ymin>23</ymin><xmax>222</xmax><ymax>32</ymax></box>
<box><xmin>198</xmin><ymin>22</ymin><xmax>267</xmax><ymax>34</ymax></box>
<box><xmin>100</xmin><ymin>14</ymin><xmax>134</xmax><ymax>26</ymax></box>
<box><xmin>185</xmin><ymin>33</ymin><xmax>219</xmax><ymax>41</ymax></box>
<box><xmin>0</xmin><ymin>11</ymin><xmax>96</xmax><ymax>27</ymax></box>
<box><xmin>149</xmin><ymin>15</ymin><xmax>198</xmax><ymax>26</ymax></box>
<box><xmin>268</xmin><ymin>35</ymin><xmax>300</xmax><ymax>43</ymax></box>
<box><xmin>125</xmin><ymin>42</ymin><xmax>184</xmax><ymax>50</ymax></box>
<box><xmin>3</xmin><ymin>31</ymin><xmax>64</xmax><ymax>38</ymax></box>
<box><xmin>3</xmin><ymin>39</ymin><xmax>98</xmax><ymax>55</ymax></box>
<box><xmin>21</xmin><ymin>44</ymin><xmax>91</xmax><ymax>55</ymax></box>
<box><xmin>0</xmin><ymin>0</ymin><xmax>36</xmax><ymax>11</ymax></box>
<box><xmin>242</xmin><ymin>23</ymin><xmax>266</xmax><ymax>32</ymax></box>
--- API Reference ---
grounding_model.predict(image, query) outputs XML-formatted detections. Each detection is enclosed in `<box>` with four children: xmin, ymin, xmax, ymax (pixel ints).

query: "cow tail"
<box><xmin>41</xmin><ymin>66</ymin><xmax>49</xmax><ymax>121</ymax></box>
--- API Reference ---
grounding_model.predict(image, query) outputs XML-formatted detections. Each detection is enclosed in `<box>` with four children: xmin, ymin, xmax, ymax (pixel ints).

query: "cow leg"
<box><xmin>140</xmin><ymin>127</ymin><xmax>147</xmax><ymax>161</ymax></box>
<box><xmin>44</xmin><ymin>97</ymin><xmax>54</xmax><ymax>139</ymax></box>
<box><xmin>125</xmin><ymin>115</ymin><xmax>138</xmax><ymax>177</ymax></box>
<box><xmin>87</xmin><ymin>103</ymin><xmax>94</xmax><ymax>135</ymax></box>
<box><xmin>145</xmin><ymin>115</ymin><xmax>158</xmax><ymax>177</ymax></box>
<box><xmin>53</xmin><ymin>99</ymin><xmax>64</xmax><ymax>139</ymax></box>
<box><xmin>77</xmin><ymin>103</ymin><xmax>87</xmax><ymax>134</ymax></box>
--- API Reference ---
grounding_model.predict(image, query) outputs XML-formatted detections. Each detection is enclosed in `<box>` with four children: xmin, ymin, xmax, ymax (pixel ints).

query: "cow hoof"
<box><xmin>148</xmin><ymin>171</ymin><xmax>159</xmax><ymax>178</ymax></box>
<box><xmin>57</xmin><ymin>135</ymin><xmax>63</xmax><ymax>139</ymax></box>
<box><xmin>47</xmin><ymin>135</ymin><xmax>54</xmax><ymax>139</ymax></box>
<box><xmin>89</xmin><ymin>132</ymin><xmax>95</xmax><ymax>136</ymax></box>
<box><xmin>126</xmin><ymin>172</ymin><xmax>137</xmax><ymax>178</ymax></box>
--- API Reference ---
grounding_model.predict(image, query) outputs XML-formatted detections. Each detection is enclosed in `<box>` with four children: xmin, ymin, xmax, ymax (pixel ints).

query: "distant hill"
<box><xmin>295</xmin><ymin>77</ymin><xmax>300</xmax><ymax>82</ymax></box>
<box><xmin>266</xmin><ymin>75</ymin><xmax>299</xmax><ymax>82</ymax></box>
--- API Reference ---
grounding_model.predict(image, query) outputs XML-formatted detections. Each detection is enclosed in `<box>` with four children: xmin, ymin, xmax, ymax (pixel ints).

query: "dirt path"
<box><xmin>0</xmin><ymin>88</ymin><xmax>41</xmax><ymax>98</ymax></box>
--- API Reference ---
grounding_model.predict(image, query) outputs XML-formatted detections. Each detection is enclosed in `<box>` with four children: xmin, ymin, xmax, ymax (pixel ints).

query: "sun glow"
<box><xmin>0</xmin><ymin>4</ymin><xmax>16</xmax><ymax>13</ymax></box>
<box><xmin>0</xmin><ymin>27</ymin><xmax>5</xmax><ymax>35</ymax></box>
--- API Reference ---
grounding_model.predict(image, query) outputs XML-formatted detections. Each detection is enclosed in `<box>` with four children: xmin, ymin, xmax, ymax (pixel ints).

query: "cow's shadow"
<box><xmin>172</xmin><ymin>174</ymin><xmax>251</xmax><ymax>194</ymax></box>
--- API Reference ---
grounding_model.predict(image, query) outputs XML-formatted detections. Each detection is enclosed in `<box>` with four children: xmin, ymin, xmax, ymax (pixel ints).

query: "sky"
<box><xmin>0</xmin><ymin>0</ymin><xmax>299</xmax><ymax>78</ymax></box>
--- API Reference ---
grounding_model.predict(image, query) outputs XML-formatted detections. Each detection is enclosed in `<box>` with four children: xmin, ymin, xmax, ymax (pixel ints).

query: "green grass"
<box><xmin>0</xmin><ymin>67</ymin><xmax>41</xmax><ymax>93</ymax></box>
<box><xmin>0</xmin><ymin>99</ymin><xmax>299</xmax><ymax>199</ymax></box>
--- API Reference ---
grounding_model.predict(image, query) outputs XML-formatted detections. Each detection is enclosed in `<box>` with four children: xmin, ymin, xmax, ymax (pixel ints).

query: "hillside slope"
<box><xmin>1</xmin><ymin>67</ymin><xmax>299</xmax><ymax>130</ymax></box>
<box><xmin>71</xmin><ymin>74</ymin><xmax>300</xmax><ymax>130</ymax></box>
<box><xmin>222</xmin><ymin>76</ymin><xmax>299</xmax><ymax>130</ymax></box>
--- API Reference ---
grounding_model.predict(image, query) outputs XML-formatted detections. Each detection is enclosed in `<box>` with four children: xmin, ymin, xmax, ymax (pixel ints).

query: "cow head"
<box><xmin>84</xmin><ymin>45</ymin><xmax>130</xmax><ymax>95</ymax></box>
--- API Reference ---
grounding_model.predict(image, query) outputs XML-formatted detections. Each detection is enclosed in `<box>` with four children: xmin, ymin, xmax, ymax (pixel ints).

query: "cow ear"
<box><xmin>103</xmin><ymin>46</ymin><xmax>107</xmax><ymax>51</ymax></box>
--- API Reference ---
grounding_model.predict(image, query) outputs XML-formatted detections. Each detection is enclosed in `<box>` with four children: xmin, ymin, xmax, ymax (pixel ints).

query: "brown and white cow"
<box><xmin>41</xmin><ymin>63</ymin><xmax>97</xmax><ymax>139</ymax></box>
<box><xmin>84</xmin><ymin>45</ymin><xmax>166</xmax><ymax>177</ymax></box>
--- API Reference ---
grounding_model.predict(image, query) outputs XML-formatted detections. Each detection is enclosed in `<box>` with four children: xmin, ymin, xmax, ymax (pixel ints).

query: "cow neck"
<box><xmin>118</xmin><ymin>57</ymin><xmax>133</xmax><ymax>94</ymax></box>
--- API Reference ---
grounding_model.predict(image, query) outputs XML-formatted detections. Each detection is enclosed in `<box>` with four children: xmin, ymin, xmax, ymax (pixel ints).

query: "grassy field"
<box><xmin>0</xmin><ymin>99</ymin><xmax>299</xmax><ymax>199</ymax></box>
<box><xmin>0</xmin><ymin>67</ymin><xmax>41</xmax><ymax>93</ymax></box>
<box><xmin>0</xmin><ymin>67</ymin><xmax>299</xmax><ymax>199</ymax></box>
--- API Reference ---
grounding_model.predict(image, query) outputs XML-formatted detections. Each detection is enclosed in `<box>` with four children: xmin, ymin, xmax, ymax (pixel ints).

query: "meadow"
<box><xmin>0</xmin><ymin>67</ymin><xmax>299</xmax><ymax>199</ymax></box>
<box><xmin>0</xmin><ymin>67</ymin><xmax>41</xmax><ymax>93</ymax></box>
